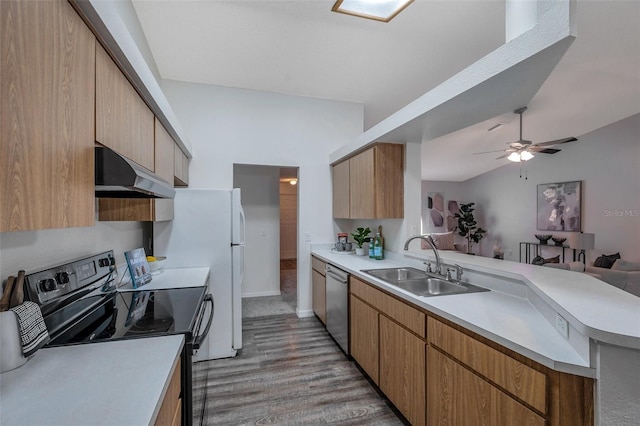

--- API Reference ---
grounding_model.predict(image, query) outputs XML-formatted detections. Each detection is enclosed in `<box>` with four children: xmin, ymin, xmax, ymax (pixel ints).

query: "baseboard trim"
<box><xmin>242</xmin><ymin>291</ymin><xmax>281</xmax><ymax>298</ymax></box>
<box><xmin>296</xmin><ymin>309</ymin><xmax>315</xmax><ymax>318</ymax></box>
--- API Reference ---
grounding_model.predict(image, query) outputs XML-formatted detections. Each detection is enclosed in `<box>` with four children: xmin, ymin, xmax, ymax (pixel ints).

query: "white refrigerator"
<box><xmin>153</xmin><ymin>188</ymin><xmax>245</xmax><ymax>360</ymax></box>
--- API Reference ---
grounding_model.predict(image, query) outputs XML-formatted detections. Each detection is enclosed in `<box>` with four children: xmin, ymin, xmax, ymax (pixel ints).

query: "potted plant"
<box><xmin>350</xmin><ymin>227</ymin><xmax>371</xmax><ymax>256</ymax></box>
<box><xmin>453</xmin><ymin>202</ymin><xmax>486</xmax><ymax>254</ymax></box>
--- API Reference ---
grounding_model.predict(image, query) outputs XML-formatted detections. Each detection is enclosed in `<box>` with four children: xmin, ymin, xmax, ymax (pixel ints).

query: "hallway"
<box><xmin>242</xmin><ymin>259</ymin><xmax>297</xmax><ymax>318</ymax></box>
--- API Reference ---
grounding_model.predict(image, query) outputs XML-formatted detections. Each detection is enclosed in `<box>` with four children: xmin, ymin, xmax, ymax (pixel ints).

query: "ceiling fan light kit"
<box><xmin>474</xmin><ymin>106</ymin><xmax>578</xmax><ymax>162</ymax></box>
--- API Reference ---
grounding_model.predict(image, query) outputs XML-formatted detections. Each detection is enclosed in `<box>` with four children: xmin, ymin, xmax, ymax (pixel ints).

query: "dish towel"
<box><xmin>9</xmin><ymin>301</ymin><xmax>50</xmax><ymax>357</ymax></box>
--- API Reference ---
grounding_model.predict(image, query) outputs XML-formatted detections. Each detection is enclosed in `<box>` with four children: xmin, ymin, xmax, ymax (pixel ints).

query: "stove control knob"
<box><xmin>56</xmin><ymin>272</ymin><xmax>70</xmax><ymax>285</ymax></box>
<box><xmin>39</xmin><ymin>278</ymin><xmax>56</xmax><ymax>292</ymax></box>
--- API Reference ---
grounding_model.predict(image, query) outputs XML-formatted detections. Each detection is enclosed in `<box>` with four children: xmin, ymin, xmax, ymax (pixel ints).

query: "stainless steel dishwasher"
<box><xmin>325</xmin><ymin>264</ymin><xmax>349</xmax><ymax>354</ymax></box>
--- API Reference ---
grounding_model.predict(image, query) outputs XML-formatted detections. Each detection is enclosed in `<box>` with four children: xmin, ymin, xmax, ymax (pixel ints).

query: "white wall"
<box><xmin>233</xmin><ymin>165</ymin><xmax>281</xmax><ymax>297</ymax></box>
<box><xmin>424</xmin><ymin>114</ymin><xmax>640</xmax><ymax>263</ymax></box>
<box><xmin>0</xmin><ymin>218</ymin><xmax>144</xmax><ymax>280</ymax></box>
<box><xmin>161</xmin><ymin>80</ymin><xmax>363</xmax><ymax>316</ymax></box>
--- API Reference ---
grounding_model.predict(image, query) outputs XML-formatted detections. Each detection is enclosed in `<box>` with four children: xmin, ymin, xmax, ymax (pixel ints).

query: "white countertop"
<box><xmin>117</xmin><ymin>267</ymin><xmax>210</xmax><ymax>291</ymax></box>
<box><xmin>0</xmin><ymin>335</ymin><xmax>184</xmax><ymax>426</ymax></box>
<box><xmin>313</xmin><ymin>248</ymin><xmax>640</xmax><ymax>377</ymax></box>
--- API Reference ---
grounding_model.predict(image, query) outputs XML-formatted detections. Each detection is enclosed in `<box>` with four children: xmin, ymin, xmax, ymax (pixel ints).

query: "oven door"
<box><xmin>190</xmin><ymin>293</ymin><xmax>213</xmax><ymax>426</ymax></box>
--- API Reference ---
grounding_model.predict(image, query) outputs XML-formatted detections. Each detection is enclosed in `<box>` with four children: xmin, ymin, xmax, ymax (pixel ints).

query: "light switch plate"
<box><xmin>555</xmin><ymin>313</ymin><xmax>569</xmax><ymax>339</ymax></box>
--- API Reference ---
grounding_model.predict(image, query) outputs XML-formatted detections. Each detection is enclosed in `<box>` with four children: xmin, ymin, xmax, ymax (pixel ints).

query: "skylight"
<box><xmin>332</xmin><ymin>0</ymin><xmax>414</xmax><ymax>22</ymax></box>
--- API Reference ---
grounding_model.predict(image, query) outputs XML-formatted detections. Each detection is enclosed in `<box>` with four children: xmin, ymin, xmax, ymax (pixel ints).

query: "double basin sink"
<box><xmin>362</xmin><ymin>267</ymin><xmax>489</xmax><ymax>297</ymax></box>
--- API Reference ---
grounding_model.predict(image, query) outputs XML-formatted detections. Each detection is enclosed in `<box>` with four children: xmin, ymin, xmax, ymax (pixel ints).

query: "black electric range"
<box><xmin>23</xmin><ymin>251</ymin><xmax>214</xmax><ymax>426</ymax></box>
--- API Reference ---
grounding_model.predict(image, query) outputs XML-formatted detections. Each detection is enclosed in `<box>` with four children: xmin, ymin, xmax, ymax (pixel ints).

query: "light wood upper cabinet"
<box><xmin>96</xmin><ymin>42</ymin><xmax>154</xmax><ymax>171</ymax></box>
<box><xmin>1</xmin><ymin>0</ymin><xmax>95</xmax><ymax>232</ymax></box>
<box><xmin>331</xmin><ymin>160</ymin><xmax>350</xmax><ymax>218</ymax></box>
<box><xmin>155</xmin><ymin>118</ymin><xmax>175</xmax><ymax>184</ymax></box>
<box><xmin>174</xmin><ymin>145</ymin><xmax>189</xmax><ymax>187</ymax></box>
<box><xmin>331</xmin><ymin>143</ymin><xmax>404</xmax><ymax>219</ymax></box>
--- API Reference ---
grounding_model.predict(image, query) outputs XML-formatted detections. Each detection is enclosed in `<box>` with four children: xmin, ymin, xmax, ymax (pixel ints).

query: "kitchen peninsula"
<box><xmin>312</xmin><ymin>246</ymin><xmax>640</xmax><ymax>425</ymax></box>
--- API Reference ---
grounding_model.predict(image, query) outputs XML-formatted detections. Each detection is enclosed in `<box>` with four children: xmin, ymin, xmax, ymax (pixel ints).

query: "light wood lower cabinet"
<box><xmin>350</xmin><ymin>295</ymin><xmax>379</xmax><ymax>384</ymax></box>
<box><xmin>348</xmin><ymin>277</ymin><xmax>594</xmax><ymax>426</ymax></box>
<box><xmin>380</xmin><ymin>316</ymin><xmax>426</xmax><ymax>426</ymax></box>
<box><xmin>311</xmin><ymin>256</ymin><xmax>326</xmax><ymax>324</ymax></box>
<box><xmin>155</xmin><ymin>357</ymin><xmax>182</xmax><ymax>426</ymax></box>
<box><xmin>1</xmin><ymin>0</ymin><xmax>96</xmax><ymax>232</ymax></box>
<box><xmin>427</xmin><ymin>347</ymin><xmax>544</xmax><ymax>426</ymax></box>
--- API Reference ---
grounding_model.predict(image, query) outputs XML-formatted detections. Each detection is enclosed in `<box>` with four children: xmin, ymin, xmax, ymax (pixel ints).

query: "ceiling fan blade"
<box><xmin>473</xmin><ymin>149</ymin><xmax>510</xmax><ymax>155</ymax></box>
<box><xmin>529</xmin><ymin>147</ymin><xmax>561</xmax><ymax>154</ymax></box>
<box><xmin>495</xmin><ymin>153</ymin><xmax>510</xmax><ymax>160</ymax></box>
<box><xmin>534</xmin><ymin>137</ymin><xmax>577</xmax><ymax>147</ymax></box>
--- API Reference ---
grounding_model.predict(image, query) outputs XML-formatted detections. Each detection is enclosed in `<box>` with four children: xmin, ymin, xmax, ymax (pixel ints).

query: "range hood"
<box><xmin>95</xmin><ymin>147</ymin><xmax>175</xmax><ymax>199</ymax></box>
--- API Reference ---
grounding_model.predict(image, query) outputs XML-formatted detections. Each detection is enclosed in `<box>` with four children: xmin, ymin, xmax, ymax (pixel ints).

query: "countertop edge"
<box><xmin>312</xmin><ymin>250</ymin><xmax>598</xmax><ymax>377</ymax></box>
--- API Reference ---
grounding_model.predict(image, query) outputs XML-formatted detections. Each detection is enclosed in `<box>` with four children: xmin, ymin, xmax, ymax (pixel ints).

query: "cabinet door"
<box><xmin>427</xmin><ymin>347</ymin><xmax>545</xmax><ymax>426</ymax></box>
<box><xmin>312</xmin><ymin>269</ymin><xmax>326</xmax><ymax>324</ymax></box>
<box><xmin>380</xmin><ymin>316</ymin><xmax>426</xmax><ymax>425</ymax></box>
<box><xmin>349</xmin><ymin>149</ymin><xmax>375</xmax><ymax>219</ymax></box>
<box><xmin>373</xmin><ymin>143</ymin><xmax>404</xmax><ymax>218</ymax></box>
<box><xmin>174</xmin><ymin>145</ymin><xmax>189</xmax><ymax>187</ymax></box>
<box><xmin>350</xmin><ymin>295</ymin><xmax>379</xmax><ymax>384</ymax></box>
<box><xmin>97</xmin><ymin>198</ymin><xmax>173</xmax><ymax>222</ymax></box>
<box><xmin>1</xmin><ymin>0</ymin><xmax>95</xmax><ymax>232</ymax></box>
<box><xmin>331</xmin><ymin>160</ymin><xmax>350</xmax><ymax>218</ymax></box>
<box><xmin>155</xmin><ymin>118</ymin><xmax>175</xmax><ymax>184</ymax></box>
<box><xmin>96</xmin><ymin>43</ymin><xmax>154</xmax><ymax>171</ymax></box>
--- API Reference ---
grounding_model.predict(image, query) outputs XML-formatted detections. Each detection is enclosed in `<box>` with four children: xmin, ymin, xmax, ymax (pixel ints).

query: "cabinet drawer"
<box><xmin>428</xmin><ymin>318</ymin><xmax>547</xmax><ymax>413</ymax></box>
<box><xmin>351</xmin><ymin>277</ymin><xmax>425</xmax><ymax>338</ymax></box>
<box><xmin>311</xmin><ymin>257</ymin><xmax>326</xmax><ymax>275</ymax></box>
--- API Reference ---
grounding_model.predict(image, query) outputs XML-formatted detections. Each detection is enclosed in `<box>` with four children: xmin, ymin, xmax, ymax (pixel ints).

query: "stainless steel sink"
<box><xmin>361</xmin><ymin>267</ymin><xmax>429</xmax><ymax>282</ymax></box>
<box><xmin>361</xmin><ymin>268</ymin><xmax>489</xmax><ymax>297</ymax></box>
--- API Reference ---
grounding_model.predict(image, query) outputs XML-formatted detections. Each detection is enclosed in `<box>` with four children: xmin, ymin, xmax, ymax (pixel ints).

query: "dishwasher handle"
<box><xmin>325</xmin><ymin>266</ymin><xmax>348</xmax><ymax>284</ymax></box>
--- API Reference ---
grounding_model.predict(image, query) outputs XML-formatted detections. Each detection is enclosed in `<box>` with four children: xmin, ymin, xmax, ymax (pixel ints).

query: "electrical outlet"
<box><xmin>304</xmin><ymin>232</ymin><xmax>311</xmax><ymax>242</ymax></box>
<box><xmin>555</xmin><ymin>313</ymin><xmax>569</xmax><ymax>339</ymax></box>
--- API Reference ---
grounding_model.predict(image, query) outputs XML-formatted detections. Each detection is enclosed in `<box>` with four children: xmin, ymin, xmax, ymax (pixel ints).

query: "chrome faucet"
<box><xmin>404</xmin><ymin>235</ymin><xmax>442</xmax><ymax>275</ymax></box>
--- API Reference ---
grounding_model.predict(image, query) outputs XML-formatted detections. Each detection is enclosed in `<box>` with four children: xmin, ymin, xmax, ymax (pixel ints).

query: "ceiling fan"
<box><xmin>474</xmin><ymin>107</ymin><xmax>577</xmax><ymax>162</ymax></box>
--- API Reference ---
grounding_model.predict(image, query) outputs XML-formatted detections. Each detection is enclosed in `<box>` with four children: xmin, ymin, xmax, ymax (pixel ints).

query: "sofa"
<box><xmin>421</xmin><ymin>231</ymin><xmax>467</xmax><ymax>253</ymax></box>
<box><xmin>544</xmin><ymin>259</ymin><xmax>640</xmax><ymax>297</ymax></box>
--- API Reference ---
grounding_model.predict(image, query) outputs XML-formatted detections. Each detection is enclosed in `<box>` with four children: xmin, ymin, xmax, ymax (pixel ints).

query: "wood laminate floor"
<box><xmin>195</xmin><ymin>315</ymin><xmax>404</xmax><ymax>425</ymax></box>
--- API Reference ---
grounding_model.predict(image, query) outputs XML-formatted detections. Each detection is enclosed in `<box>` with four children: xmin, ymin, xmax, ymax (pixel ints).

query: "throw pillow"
<box><xmin>532</xmin><ymin>255</ymin><xmax>545</xmax><ymax>266</ymax></box>
<box><xmin>611</xmin><ymin>259</ymin><xmax>640</xmax><ymax>272</ymax></box>
<box><xmin>593</xmin><ymin>253</ymin><xmax>621</xmax><ymax>269</ymax></box>
<box><xmin>567</xmin><ymin>261</ymin><xmax>586</xmax><ymax>272</ymax></box>
<box><xmin>532</xmin><ymin>255</ymin><xmax>560</xmax><ymax>266</ymax></box>
<box><xmin>431</xmin><ymin>232</ymin><xmax>456</xmax><ymax>251</ymax></box>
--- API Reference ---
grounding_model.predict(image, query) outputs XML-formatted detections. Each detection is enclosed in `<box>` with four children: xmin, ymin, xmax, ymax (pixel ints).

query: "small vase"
<box><xmin>355</xmin><ymin>247</ymin><xmax>366</xmax><ymax>256</ymax></box>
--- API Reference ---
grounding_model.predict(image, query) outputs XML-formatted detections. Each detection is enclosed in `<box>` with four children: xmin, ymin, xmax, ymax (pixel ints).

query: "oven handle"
<box><xmin>193</xmin><ymin>294</ymin><xmax>214</xmax><ymax>350</ymax></box>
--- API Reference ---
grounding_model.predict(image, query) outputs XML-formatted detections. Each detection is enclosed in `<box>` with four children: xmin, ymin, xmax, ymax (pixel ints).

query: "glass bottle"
<box><xmin>374</xmin><ymin>232</ymin><xmax>384</xmax><ymax>260</ymax></box>
<box><xmin>369</xmin><ymin>237</ymin><xmax>375</xmax><ymax>259</ymax></box>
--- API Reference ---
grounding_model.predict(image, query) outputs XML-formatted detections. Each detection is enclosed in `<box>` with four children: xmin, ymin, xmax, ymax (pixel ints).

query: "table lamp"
<box><xmin>568</xmin><ymin>232</ymin><xmax>595</xmax><ymax>263</ymax></box>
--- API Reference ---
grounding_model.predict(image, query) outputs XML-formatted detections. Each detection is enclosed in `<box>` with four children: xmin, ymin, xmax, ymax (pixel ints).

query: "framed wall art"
<box><xmin>537</xmin><ymin>181</ymin><xmax>582</xmax><ymax>232</ymax></box>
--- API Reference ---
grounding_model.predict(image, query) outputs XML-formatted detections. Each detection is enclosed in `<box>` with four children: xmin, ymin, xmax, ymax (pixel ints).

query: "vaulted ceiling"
<box><xmin>132</xmin><ymin>0</ymin><xmax>639</xmax><ymax>181</ymax></box>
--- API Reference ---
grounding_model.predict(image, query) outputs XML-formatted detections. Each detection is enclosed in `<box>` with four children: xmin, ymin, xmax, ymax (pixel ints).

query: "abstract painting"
<box><xmin>447</xmin><ymin>200</ymin><xmax>459</xmax><ymax>232</ymax></box>
<box><xmin>537</xmin><ymin>181</ymin><xmax>582</xmax><ymax>232</ymax></box>
<box><xmin>427</xmin><ymin>192</ymin><xmax>444</xmax><ymax>229</ymax></box>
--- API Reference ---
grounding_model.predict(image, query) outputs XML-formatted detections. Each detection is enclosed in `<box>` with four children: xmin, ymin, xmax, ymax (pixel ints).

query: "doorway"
<box><xmin>233</xmin><ymin>164</ymin><xmax>298</xmax><ymax>318</ymax></box>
